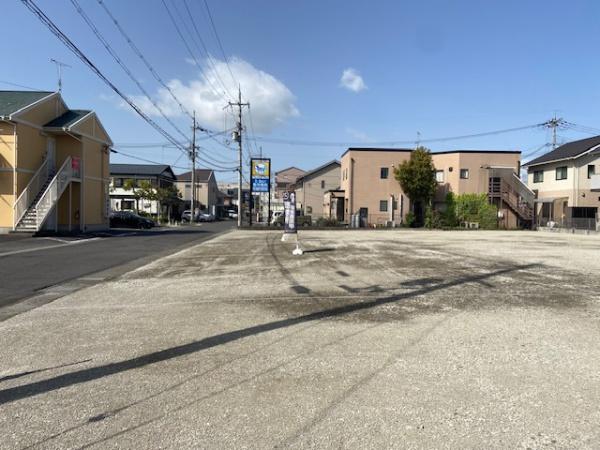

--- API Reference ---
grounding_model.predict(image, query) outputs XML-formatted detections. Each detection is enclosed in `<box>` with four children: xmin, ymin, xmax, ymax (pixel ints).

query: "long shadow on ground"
<box><xmin>0</xmin><ymin>263</ymin><xmax>537</xmax><ymax>406</ymax></box>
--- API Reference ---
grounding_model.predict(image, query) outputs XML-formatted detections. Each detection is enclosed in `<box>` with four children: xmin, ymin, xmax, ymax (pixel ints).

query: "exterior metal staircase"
<box><xmin>14</xmin><ymin>156</ymin><xmax>77</xmax><ymax>233</ymax></box>
<box><xmin>488</xmin><ymin>175</ymin><xmax>534</xmax><ymax>222</ymax></box>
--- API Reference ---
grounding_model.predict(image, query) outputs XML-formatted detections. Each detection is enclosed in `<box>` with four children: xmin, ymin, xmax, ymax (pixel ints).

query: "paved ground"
<box><xmin>0</xmin><ymin>221</ymin><xmax>233</xmax><ymax>319</ymax></box>
<box><xmin>1</xmin><ymin>229</ymin><xmax>600</xmax><ymax>449</ymax></box>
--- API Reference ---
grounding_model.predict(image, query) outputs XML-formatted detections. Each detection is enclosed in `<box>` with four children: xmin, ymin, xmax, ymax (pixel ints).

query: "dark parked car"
<box><xmin>110</xmin><ymin>211</ymin><xmax>155</xmax><ymax>229</ymax></box>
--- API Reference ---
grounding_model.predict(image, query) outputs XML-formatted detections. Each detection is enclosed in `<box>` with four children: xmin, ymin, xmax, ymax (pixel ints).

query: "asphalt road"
<box><xmin>0</xmin><ymin>221</ymin><xmax>233</xmax><ymax>317</ymax></box>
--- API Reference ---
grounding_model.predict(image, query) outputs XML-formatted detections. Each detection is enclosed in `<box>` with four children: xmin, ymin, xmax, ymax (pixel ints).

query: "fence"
<box><xmin>537</xmin><ymin>217</ymin><xmax>599</xmax><ymax>232</ymax></box>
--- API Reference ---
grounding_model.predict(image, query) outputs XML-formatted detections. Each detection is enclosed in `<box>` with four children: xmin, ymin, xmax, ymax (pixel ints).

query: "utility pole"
<box><xmin>190</xmin><ymin>111</ymin><xmax>196</xmax><ymax>222</ymax></box>
<box><xmin>50</xmin><ymin>58</ymin><xmax>71</xmax><ymax>92</ymax></box>
<box><xmin>228</xmin><ymin>87</ymin><xmax>249</xmax><ymax>227</ymax></box>
<box><xmin>544</xmin><ymin>113</ymin><xmax>566</xmax><ymax>150</ymax></box>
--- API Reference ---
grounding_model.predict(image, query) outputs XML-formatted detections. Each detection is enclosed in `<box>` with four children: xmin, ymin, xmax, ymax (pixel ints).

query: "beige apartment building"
<box><xmin>339</xmin><ymin>148</ymin><xmax>533</xmax><ymax>228</ymax></box>
<box><xmin>525</xmin><ymin>135</ymin><xmax>600</xmax><ymax>229</ymax></box>
<box><xmin>292</xmin><ymin>160</ymin><xmax>340</xmax><ymax>219</ymax></box>
<box><xmin>0</xmin><ymin>91</ymin><xmax>112</xmax><ymax>233</ymax></box>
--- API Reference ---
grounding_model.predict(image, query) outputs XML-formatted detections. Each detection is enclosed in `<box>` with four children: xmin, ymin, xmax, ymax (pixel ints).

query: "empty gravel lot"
<box><xmin>1</xmin><ymin>229</ymin><xmax>599</xmax><ymax>449</ymax></box>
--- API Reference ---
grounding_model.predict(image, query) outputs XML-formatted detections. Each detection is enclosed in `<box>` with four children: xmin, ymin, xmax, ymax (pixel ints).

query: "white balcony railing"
<box><xmin>14</xmin><ymin>158</ymin><xmax>51</xmax><ymax>227</ymax></box>
<box><xmin>35</xmin><ymin>156</ymin><xmax>75</xmax><ymax>230</ymax></box>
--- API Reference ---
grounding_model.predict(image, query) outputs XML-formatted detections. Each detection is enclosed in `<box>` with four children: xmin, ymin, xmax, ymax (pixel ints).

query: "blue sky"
<box><xmin>3</xmin><ymin>0</ymin><xmax>600</xmax><ymax>183</ymax></box>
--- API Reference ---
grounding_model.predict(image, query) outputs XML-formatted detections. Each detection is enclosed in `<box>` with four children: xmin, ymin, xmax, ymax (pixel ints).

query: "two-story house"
<box><xmin>109</xmin><ymin>163</ymin><xmax>176</xmax><ymax>216</ymax></box>
<box><xmin>175</xmin><ymin>169</ymin><xmax>219</xmax><ymax>214</ymax></box>
<box><xmin>525</xmin><ymin>135</ymin><xmax>600</xmax><ymax>228</ymax></box>
<box><xmin>0</xmin><ymin>90</ymin><xmax>112</xmax><ymax>233</ymax></box>
<box><xmin>292</xmin><ymin>160</ymin><xmax>340</xmax><ymax>220</ymax></box>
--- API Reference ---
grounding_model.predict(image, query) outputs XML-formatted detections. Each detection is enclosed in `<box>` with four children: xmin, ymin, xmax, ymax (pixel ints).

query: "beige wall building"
<box><xmin>175</xmin><ymin>169</ymin><xmax>219</xmax><ymax>214</ymax></box>
<box><xmin>0</xmin><ymin>91</ymin><xmax>112</xmax><ymax>233</ymax></box>
<box><xmin>292</xmin><ymin>160</ymin><xmax>340</xmax><ymax>219</ymax></box>
<box><xmin>340</xmin><ymin>148</ymin><xmax>532</xmax><ymax>228</ymax></box>
<box><xmin>525</xmin><ymin>135</ymin><xmax>600</xmax><ymax>228</ymax></box>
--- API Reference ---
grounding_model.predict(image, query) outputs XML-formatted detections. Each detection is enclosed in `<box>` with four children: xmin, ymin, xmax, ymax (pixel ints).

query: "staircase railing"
<box><xmin>14</xmin><ymin>158</ymin><xmax>51</xmax><ymax>227</ymax></box>
<box><xmin>35</xmin><ymin>156</ymin><xmax>74</xmax><ymax>230</ymax></box>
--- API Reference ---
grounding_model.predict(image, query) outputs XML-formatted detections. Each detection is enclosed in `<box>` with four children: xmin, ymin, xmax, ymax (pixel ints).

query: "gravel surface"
<box><xmin>1</xmin><ymin>229</ymin><xmax>599</xmax><ymax>449</ymax></box>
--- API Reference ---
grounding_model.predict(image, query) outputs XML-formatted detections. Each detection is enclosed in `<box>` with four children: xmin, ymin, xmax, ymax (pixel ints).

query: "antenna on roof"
<box><xmin>50</xmin><ymin>58</ymin><xmax>72</xmax><ymax>92</ymax></box>
<box><xmin>416</xmin><ymin>131</ymin><xmax>421</xmax><ymax>149</ymax></box>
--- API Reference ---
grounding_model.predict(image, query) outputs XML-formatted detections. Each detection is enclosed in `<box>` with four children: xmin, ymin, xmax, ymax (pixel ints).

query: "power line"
<box><xmin>161</xmin><ymin>0</ymin><xmax>228</xmax><ymax>103</ymax></box>
<box><xmin>21</xmin><ymin>0</ymin><xmax>186</xmax><ymax>152</ymax></box>
<box><xmin>70</xmin><ymin>0</ymin><xmax>190</xmax><ymax>145</ymax></box>
<box><xmin>202</xmin><ymin>0</ymin><xmax>237</xmax><ymax>87</ymax></box>
<box><xmin>181</xmin><ymin>0</ymin><xmax>234</xmax><ymax>99</ymax></box>
<box><xmin>0</xmin><ymin>79</ymin><xmax>43</xmax><ymax>91</ymax></box>
<box><xmin>111</xmin><ymin>148</ymin><xmax>236</xmax><ymax>172</ymax></box>
<box><xmin>244</xmin><ymin>123</ymin><xmax>546</xmax><ymax>147</ymax></box>
<box><xmin>96</xmin><ymin>0</ymin><xmax>193</xmax><ymax>120</ymax></box>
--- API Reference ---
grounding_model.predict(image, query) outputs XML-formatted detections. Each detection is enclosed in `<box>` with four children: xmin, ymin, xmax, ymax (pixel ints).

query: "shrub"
<box><xmin>404</xmin><ymin>211</ymin><xmax>416</xmax><ymax>227</ymax></box>
<box><xmin>424</xmin><ymin>205</ymin><xmax>442</xmax><ymax>229</ymax></box>
<box><xmin>315</xmin><ymin>217</ymin><xmax>341</xmax><ymax>227</ymax></box>
<box><xmin>454</xmin><ymin>193</ymin><xmax>498</xmax><ymax>229</ymax></box>
<box><xmin>441</xmin><ymin>192</ymin><xmax>458</xmax><ymax>227</ymax></box>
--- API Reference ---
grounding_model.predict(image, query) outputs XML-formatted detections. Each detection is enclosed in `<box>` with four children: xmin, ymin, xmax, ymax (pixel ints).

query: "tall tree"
<box><xmin>394</xmin><ymin>146</ymin><xmax>437</xmax><ymax>215</ymax></box>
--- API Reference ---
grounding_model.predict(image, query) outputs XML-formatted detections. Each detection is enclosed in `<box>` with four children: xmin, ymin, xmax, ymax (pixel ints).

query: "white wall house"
<box><xmin>109</xmin><ymin>164</ymin><xmax>176</xmax><ymax>216</ymax></box>
<box><xmin>525</xmin><ymin>135</ymin><xmax>600</xmax><ymax>229</ymax></box>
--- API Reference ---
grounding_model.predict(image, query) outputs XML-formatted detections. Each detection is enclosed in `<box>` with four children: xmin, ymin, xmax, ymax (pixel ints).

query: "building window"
<box><xmin>533</xmin><ymin>170</ymin><xmax>544</xmax><ymax>183</ymax></box>
<box><xmin>435</xmin><ymin>170</ymin><xmax>444</xmax><ymax>183</ymax></box>
<box><xmin>379</xmin><ymin>200</ymin><xmax>388</xmax><ymax>212</ymax></box>
<box><xmin>321</xmin><ymin>180</ymin><xmax>325</xmax><ymax>189</ymax></box>
<box><xmin>460</xmin><ymin>169</ymin><xmax>469</xmax><ymax>179</ymax></box>
<box><xmin>556</xmin><ymin>166</ymin><xmax>568</xmax><ymax>180</ymax></box>
<box><xmin>306</xmin><ymin>206</ymin><xmax>313</xmax><ymax>214</ymax></box>
<box><xmin>588</xmin><ymin>165</ymin><xmax>595</xmax><ymax>179</ymax></box>
<box><xmin>122</xmin><ymin>200</ymin><xmax>134</xmax><ymax>210</ymax></box>
<box><xmin>114</xmin><ymin>178</ymin><xmax>123</xmax><ymax>187</ymax></box>
<box><xmin>185</xmin><ymin>184</ymin><xmax>191</xmax><ymax>188</ymax></box>
<box><xmin>380</xmin><ymin>167</ymin><xmax>389</xmax><ymax>179</ymax></box>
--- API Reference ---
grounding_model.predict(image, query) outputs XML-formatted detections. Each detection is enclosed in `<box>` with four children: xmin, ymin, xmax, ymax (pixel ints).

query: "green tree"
<box><xmin>394</xmin><ymin>146</ymin><xmax>437</xmax><ymax>223</ymax></box>
<box><xmin>156</xmin><ymin>185</ymin><xmax>182</xmax><ymax>221</ymax></box>
<box><xmin>123</xmin><ymin>178</ymin><xmax>140</xmax><ymax>213</ymax></box>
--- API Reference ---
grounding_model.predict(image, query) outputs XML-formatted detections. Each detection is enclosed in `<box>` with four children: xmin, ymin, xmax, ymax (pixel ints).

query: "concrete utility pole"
<box><xmin>228</xmin><ymin>87</ymin><xmax>249</xmax><ymax>227</ymax></box>
<box><xmin>545</xmin><ymin>114</ymin><xmax>566</xmax><ymax>150</ymax></box>
<box><xmin>190</xmin><ymin>111</ymin><xmax>196</xmax><ymax>221</ymax></box>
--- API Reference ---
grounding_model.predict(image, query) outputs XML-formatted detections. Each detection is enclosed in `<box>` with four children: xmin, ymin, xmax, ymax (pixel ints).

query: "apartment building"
<box><xmin>292</xmin><ymin>160</ymin><xmax>340</xmax><ymax>219</ymax></box>
<box><xmin>525</xmin><ymin>135</ymin><xmax>600</xmax><ymax>228</ymax></box>
<box><xmin>339</xmin><ymin>148</ymin><xmax>533</xmax><ymax>228</ymax></box>
<box><xmin>109</xmin><ymin>164</ymin><xmax>176</xmax><ymax>215</ymax></box>
<box><xmin>0</xmin><ymin>91</ymin><xmax>112</xmax><ymax>233</ymax></box>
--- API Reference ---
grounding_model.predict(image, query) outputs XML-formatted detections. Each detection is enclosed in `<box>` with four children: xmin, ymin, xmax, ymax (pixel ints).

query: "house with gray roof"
<box><xmin>109</xmin><ymin>163</ymin><xmax>176</xmax><ymax>215</ymax></box>
<box><xmin>174</xmin><ymin>169</ymin><xmax>219</xmax><ymax>215</ymax></box>
<box><xmin>524</xmin><ymin>135</ymin><xmax>600</xmax><ymax>229</ymax></box>
<box><xmin>291</xmin><ymin>160</ymin><xmax>340</xmax><ymax>220</ymax></box>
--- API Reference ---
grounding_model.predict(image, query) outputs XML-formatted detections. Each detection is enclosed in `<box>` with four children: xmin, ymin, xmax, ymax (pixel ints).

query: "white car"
<box><xmin>271</xmin><ymin>211</ymin><xmax>284</xmax><ymax>224</ymax></box>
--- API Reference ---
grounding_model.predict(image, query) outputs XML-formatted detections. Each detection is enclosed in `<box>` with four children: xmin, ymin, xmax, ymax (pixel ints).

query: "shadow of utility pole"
<box><xmin>0</xmin><ymin>263</ymin><xmax>538</xmax><ymax>405</ymax></box>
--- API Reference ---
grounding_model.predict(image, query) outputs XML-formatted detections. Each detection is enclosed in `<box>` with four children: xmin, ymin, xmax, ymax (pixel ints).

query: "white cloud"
<box><xmin>184</xmin><ymin>57</ymin><xmax>197</xmax><ymax>66</ymax></box>
<box><xmin>345</xmin><ymin>127</ymin><xmax>370</xmax><ymax>142</ymax></box>
<box><xmin>127</xmin><ymin>57</ymin><xmax>299</xmax><ymax>133</ymax></box>
<box><xmin>340</xmin><ymin>68</ymin><xmax>367</xmax><ymax>93</ymax></box>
